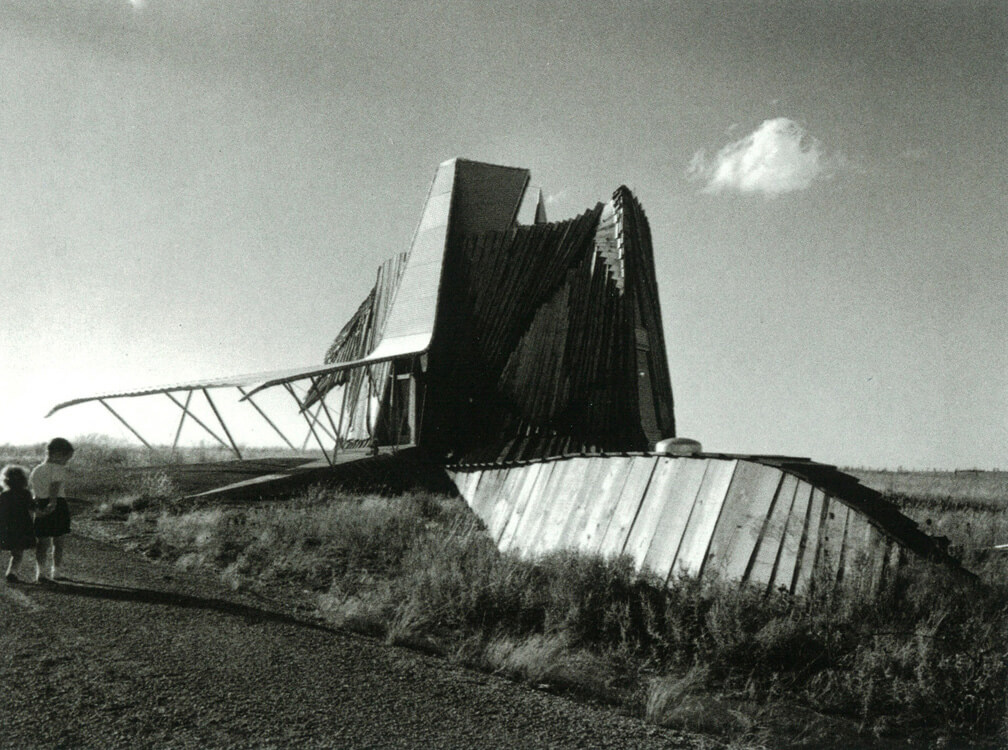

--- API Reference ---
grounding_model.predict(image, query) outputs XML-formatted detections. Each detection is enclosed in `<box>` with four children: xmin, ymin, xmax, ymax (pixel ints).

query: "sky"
<box><xmin>1</xmin><ymin>0</ymin><xmax>1005</xmax><ymax>469</ymax></box>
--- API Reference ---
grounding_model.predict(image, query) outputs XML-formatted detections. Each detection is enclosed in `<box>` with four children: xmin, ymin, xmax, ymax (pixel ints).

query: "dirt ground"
<box><xmin>0</xmin><ymin>529</ymin><xmax>706</xmax><ymax>750</ymax></box>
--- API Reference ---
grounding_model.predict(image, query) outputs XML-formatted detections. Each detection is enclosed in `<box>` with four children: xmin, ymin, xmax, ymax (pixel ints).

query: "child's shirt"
<box><xmin>29</xmin><ymin>461</ymin><xmax>68</xmax><ymax>501</ymax></box>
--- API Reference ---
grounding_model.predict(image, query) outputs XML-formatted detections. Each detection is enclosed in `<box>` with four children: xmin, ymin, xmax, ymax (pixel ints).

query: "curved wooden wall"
<box><xmin>448</xmin><ymin>455</ymin><xmax>941</xmax><ymax>594</ymax></box>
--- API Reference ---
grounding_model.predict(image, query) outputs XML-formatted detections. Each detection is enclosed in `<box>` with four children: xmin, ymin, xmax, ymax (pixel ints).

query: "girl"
<box><xmin>30</xmin><ymin>437</ymin><xmax>74</xmax><ymax>582</ymax></box>
<box><xmin>0</xmin><ymin>465</ymin><xmax>36</xmax><ymax>583</ymax></box>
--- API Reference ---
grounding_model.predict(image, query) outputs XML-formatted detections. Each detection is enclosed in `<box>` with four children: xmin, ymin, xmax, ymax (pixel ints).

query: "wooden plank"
<box><xmin>500</xmin><ymin>461</ymin><xmax>557</xmax><ymax>556</ymax></box>
<box><xmin>792</xmin><ymin>489</ymin><xmax>827</xmax><ymax>595</ymax></box>
<box><xmin>673</xmin><ymin>459</ymin><xmax>737</xmax><ymax>579</ymax></box>
<box><xmin>595</xmin><ymin>457</ymin><xmax>659</xmax><ymax>560</ymax></box>
<box><xmin>467</xmin><ymin>468</ymin><xmax>508</xmax><ymax>530</ymax></box>
<box><xmin>840</xmin><ymin>508</ymin><xmax>873</xmax><ymax>590</ymax></box>
<box><xmin>576</xmin><ymin>456</ymin><xmax>635</xmax><ymax>554</ymax></box>
<box><xmin>459</xmin><ymin>469</ymin><xmax>484</xmax><ymax>503</ymax></box>
<box><xmin>554</xmin><ymin>457</ymin><xmax>610</xmax><ymax>552</ymax></box>
<box><xmin>814</xmin><ymin>497</ymin><xmax>850</xmax><ymax>589</ymax></box>
<box><xmin>704</xmin><ymin>462</ymin><xmax>784</xmax><ymax>582</ymax></box>
<box><xmin>622</xmin><ymin>457</ymin><xmax>684</xmax><ymax>569</ymax></box>
<box><xmin>528</xmin><ymin>459</ymin><xmax>590</xmax><ymax>557</ymax></box>
<box><xmin>866</xmin><ymin>525</ymin><xmax>890</xmax><ymax>593</ymax></box>
<box><xmin>496</xmin><ymin>462</ymin><xmax>545</xmax><ymax>551</ymax></box>
<box><xmin>447</xmin><ymin>469</ymin><xmax>475</xmax><ymax>502</ymax></box>
<box><xmin>517</xmin><ymin>460</ymin><xmax>575</xmax><ymax>559</ymax></box>
<box><xmin>745</xmin><ymin>473</ymin><xmax>799</xmax><ymax>588</ymax></box>
<box><xmin>639</xmin><ymin>458</ymin><xmax>709</xmax><ymax>579</ymax></box>
<box><xmin>769</xmin><ymin>480</ymin><xmax>812</xmax><ymax>593</ymax></box>
<box><xmin>485</xmin><ymin>467</ymin><xmax>530</xmax><ymax>543</ymax></box>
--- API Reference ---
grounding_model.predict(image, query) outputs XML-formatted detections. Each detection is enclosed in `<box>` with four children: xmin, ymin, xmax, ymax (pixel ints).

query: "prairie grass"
<box><xmin>133</xmin><ymin>488</ymin><xmax>1006</xmax><ymax>746</ymax></box>
<box><xmin>850</xmin><ymin>468</ymin><xmax>1008</xmax><ymax>510</ymax></box>
<box><xmin>23</xmin><ymin>439</ymin><xmax>1007</xmax><ymax>747</ymax></box>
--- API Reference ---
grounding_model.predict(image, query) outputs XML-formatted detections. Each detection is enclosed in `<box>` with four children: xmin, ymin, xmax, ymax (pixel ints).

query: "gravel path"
<box><xmin>0</xmin><ymin>532</ymin><xmax>707</xmax><ymax>749</ymax></box>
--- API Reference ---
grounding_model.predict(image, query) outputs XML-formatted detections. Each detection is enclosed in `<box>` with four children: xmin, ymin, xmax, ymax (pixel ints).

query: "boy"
<box><xmin>30</xmin><ymin>437</ymin><xmax>74</xmax><ymax>582</ymax></box>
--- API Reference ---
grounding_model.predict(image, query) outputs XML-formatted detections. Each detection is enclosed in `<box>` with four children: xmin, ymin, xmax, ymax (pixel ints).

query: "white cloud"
<box><xmin>688</xmin><ymin>118</ymin><xmax>836</xmax><ymax>198</ymax></box>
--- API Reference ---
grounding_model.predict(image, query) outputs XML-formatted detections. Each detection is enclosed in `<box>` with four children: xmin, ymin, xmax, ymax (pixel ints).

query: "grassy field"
<box><xmin>851</xmin><ymin>468</ymin><xmax>1008</xmax><ymax>510</ymax></box>
<box><xmin>4</xmin><ymin>438</ymin><xmax>1006</xmax><ymax>748</ymax></box>
<box><xmin>849</xmin><ymin>467</ymin><xmax>1008</xmax><ymax>589</ymax></box>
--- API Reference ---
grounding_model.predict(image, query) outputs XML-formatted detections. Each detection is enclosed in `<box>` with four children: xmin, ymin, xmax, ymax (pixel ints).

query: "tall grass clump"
<box><xmin>153</xmin><ymin>490</ymin><xmax>458</xmax><ymax>592</ymax></box>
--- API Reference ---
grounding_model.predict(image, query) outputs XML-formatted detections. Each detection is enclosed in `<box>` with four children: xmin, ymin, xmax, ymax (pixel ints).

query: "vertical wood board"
<box><xmin>793</xmin><ymin>489</ymin><xmax>827</xmax><ymax>595</ymax></box>
<box><xmin>500</xmin><ymin>461</ymin><xmax>558</xmax><ymax>556</ymax></box>
<box><xmin>840</xmin><ymin>509</ymin><xmax>873</xmax><ymax>589</ymax></box>
<box><xmin>468</xmin><ymin>468</ymin><xmax>507</xmax><ymax>526</ymax></box>
<box><xmin>673</xmin><ymin>459</ymin><xmax>737</xmax><ymax>579</ymax></box>
<box><xmin>770</xmin><ymin>480</ymin><xmax>813</xmax><ymax>592</ymax></box>
<box><xmin>486</xmin><ymin>466</ymin><xmax>531</xmax><ymax>542</ymax></box>
<box><xmin>866</xmin><ymin>525</ymin><xmax>891</xmax><ymax>592</ymax></box>
<box><xmin>746</xmin><ymin>473</ymin><xmax>799</xmax><ymax>588</ymax></box>
<box><xmin>576</xmin><ymin>457</ymin><xmax>636</xmax><ymax>554</ymax></box>
<box><xmin>814</xmin><ymin>498</ymin><xmax>850</xmax><ymax>588</ymax></box>
<box><xmin>639</xmin><ymin>458</ymin><xmax>709</xmax><ymax>578</ymax></box>
<box><xmin>621</xmin><ymin>458</ymin><xmax>684</xmax><ymax>570</ymax></box>
<box><xmin>596</xmin><ymin>458</ymin><xmax>659</xmax><ymax>559</ymax></box>
<box><xmin>555</xmin><ymin>458</ymin><xmax>611</xmax><ymax>552</ymax></box>
<box><xmin>496</xmin><ymin>462</ymin><xmax>546</xmax><ymax>551</ymax></box>
<box><xmin>704</xmin><ymin>462</ymin><xmax>783</xmax><ymax>581</ymax></box>
<box><xmin>528</xmin><ymin>459</ymin><xmax>591</xmax><ymax>557</ymax></box>
<box><xmin>455</xmin><ymin>469</ymin><xmax>483</xmax><ymax>504</ymax></box>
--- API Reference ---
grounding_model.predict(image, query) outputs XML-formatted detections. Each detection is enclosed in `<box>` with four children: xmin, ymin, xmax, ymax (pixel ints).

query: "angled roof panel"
<box><xmin>366</xmin><ymin>158</ymin><xmax>530</xmax><ymax>362</ymax></box>
<box><xmin>46</xmin><ymin>353</ymin><xmax>422</xmax><ymax>416</ymax></box>
<box><xmin>450</xmin><ymin>160</ymin><xmax>530</xmax><ymax>236</ymax></box>
<box><xmin>365</xmin><ymin>159</ymin><xmax>456</xmax><ymax>361</ymax></box>
<box><xmin>44</xmin><ymin>367</ymin><xmax>324</xmax><ymax>416</ymax></box>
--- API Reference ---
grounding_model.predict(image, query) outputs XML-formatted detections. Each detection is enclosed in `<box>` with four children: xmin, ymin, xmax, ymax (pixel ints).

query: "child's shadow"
<box><xmin>45</xmin><ymin>578</ymin><xmax>331</xmax><ymax>632</ymax></box>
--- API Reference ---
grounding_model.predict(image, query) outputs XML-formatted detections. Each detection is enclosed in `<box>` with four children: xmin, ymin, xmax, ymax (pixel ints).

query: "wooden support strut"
<box><xmin>236</xmin><ymin>386</ymin><xmax>298</xmax><ymax>452</ymax></box>
<box><xmin>310</xmin><ymin>376</ymin><xmax>343</xmax><ymax>463</ymax></box>
<box><xmin>291</xmin><ymin>380</ymin><xmax>337</xmax><ymax>443</ymax></box>
<box><xmin>284</xmin><ymin>383</ymin><xmax>332</xmax><ymax>466</ymax></box>
<box><xmin>164</xmin><ymin>391</ymin><xmax>230</xmax><ymax>452</ymax></box>
<box><xmin>98</xmin><ymin>399</ymin><xmax>156</xmax><ymax>452</ymax></box>
<box><xmin>334</xmin><ymin>374</ymin><xmax>352</xmax><ymax>453</ymax></box>
<box><xmin>201</xmin><ymin>389</ymin><xmax>243</xmax><ymax>461</ymax></box>
<box><xmin>307</xmin><ymin>402</ymin><xmax>337</xmax><ymax>444</ymax></box>
<box><xmin>171</xmin><ymin>390</ymin><xmax>192</xmax><ymax>458</ymax></box>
